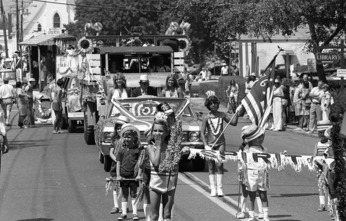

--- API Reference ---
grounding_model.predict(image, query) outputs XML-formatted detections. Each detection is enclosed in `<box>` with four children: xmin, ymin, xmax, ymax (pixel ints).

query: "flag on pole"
<box><xmin>241</xmin><ymin>52</ymin><xmax>280</xmax><ymax>126</ymax></box>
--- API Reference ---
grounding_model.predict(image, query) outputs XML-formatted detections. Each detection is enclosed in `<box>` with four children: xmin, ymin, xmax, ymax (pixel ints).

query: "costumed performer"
<box><xmin>116</xmin><ymin>123</ymin><xmax>142</xmax><ymax>221</ymax></box>
<box><xmin>109</xmin><ymin>115</ymin><xmax>130</xmax><ymax>214</ymax></box>
<box><xmin>146</xmin><ymin>103</ymin><xmax>189</xmax><ymax>221</ymax></box>
<box><xmin>201</xmin><ymin>90</ymin><xmax>238</xmax><ymax>197</ymax></box>
<box><xmin>240</xmin><ymin>124</ymin><xmax>270</xmax><ymax>221</ymax></box>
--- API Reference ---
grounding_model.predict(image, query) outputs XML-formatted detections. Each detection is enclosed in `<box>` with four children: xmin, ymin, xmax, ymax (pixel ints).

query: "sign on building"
<box><xmin>316</xmin><ymin>53</ymin><xmax>340</xmax><ymax>63</ymax></box>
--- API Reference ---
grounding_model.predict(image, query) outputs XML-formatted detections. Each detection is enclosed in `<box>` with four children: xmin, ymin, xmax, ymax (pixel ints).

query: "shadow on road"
<box><xmin>10</xmin><ymin>139</ymin><xmax>49</xmax><ymax>150</ymax></box>
<box><xmin>17</xmin><ymin>218</ymin><xmax>54</xmax><ymax>221</ymax></box>
<box><xmin>271</xmin><ymin>193</ymin><xmax>318</xmax><ymax>198</ymax></box>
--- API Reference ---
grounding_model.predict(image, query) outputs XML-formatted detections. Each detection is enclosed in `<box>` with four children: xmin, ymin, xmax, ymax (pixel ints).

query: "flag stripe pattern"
<box><xmin>241</xmin><ymin>59</ymin><xmax>276</xmax><ymax>126</ymax></box>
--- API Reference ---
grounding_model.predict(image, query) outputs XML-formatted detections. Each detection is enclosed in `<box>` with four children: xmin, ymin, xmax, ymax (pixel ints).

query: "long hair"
<box><xmin>113</xmin><ymin>73</ymin><xmax>127</xmax><ymax>89</ymax></box>
<box><xmin>165</xmin><ymin>74</ymin><xmax>179</xmax><ymax>89</ymax></box>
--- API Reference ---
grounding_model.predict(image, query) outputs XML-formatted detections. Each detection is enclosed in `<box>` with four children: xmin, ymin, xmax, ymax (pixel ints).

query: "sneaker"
<box><xmin>133</xmin><ymin>214</ymin><xmax>139</xmax><ymax>220</ymax></box>
<box><xmin>110</xmin><ymin>207</ymin><xmax>120</xmax><ymax>214</ymax></box>
<box><xmin>248</xmin><ymin>217</ymin><xmax>259</xmax><ymax>221</ymax></box>
<box><xmin>236</xmin><ymin>212</ymin><xmax>249</xmax><ymax>219</ymax></box>
<box><xmin>118</xmin><ymin>214</ymin><xmax>127</xmax><ymax>220</ymax></box>
<box><xmin>262</xmin><ymin>218</ymin><xmax>270</xmax><ymax>221</ymax></box>
<box><xmin>58</xmin><ymin>130</ymin><xmax>63</xmax><ymax>134</ymax></box>
<box><xmin>257</xmin><ymin>212</ymin><xmax>264</xmax><ymax>219</ymax></box>
<box><xmin>318</xmin><ymin>204</ymin><xmax>326</xmax><ymax>212</ymax></box>
<box><xmin>53</xmin><ymin>130</ymin><xmax>58</xmax><ymax>134</ymax></box>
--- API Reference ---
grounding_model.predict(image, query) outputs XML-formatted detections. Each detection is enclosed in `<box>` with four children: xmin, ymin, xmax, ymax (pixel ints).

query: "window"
<box><xmin>37</xmin><ymin>23</ymin><xmax>41</xmax><ymax>32</ymax></box>
<box><xmin>53</xmin><ymin>13</ymin><xmax>60</xmax><ymax>28</ymax></box>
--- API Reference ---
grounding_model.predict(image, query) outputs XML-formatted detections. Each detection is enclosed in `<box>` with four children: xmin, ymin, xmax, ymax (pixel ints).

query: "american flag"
<box><xmin>241</xmin><ymin>53</ymin><xmax>279</xmax><ymax>126</ymax></box>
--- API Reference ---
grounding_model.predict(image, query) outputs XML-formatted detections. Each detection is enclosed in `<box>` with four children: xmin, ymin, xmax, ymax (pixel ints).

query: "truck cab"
<box><xmin>101</xmin><ymin>46</ymin><xmax>174</xmax><ymax>94</ymax></box>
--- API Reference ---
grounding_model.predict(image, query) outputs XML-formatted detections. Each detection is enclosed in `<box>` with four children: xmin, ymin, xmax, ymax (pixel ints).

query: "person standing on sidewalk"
<box><xmin>25</xmin><ymin>78</ymin><xmax>36</xmax><ymax>128</ymax></box>
<box><xmin>240</xmin><ymin>124</ymin><xmax>270</xmax><ymax>221</ymax></box>
<box><xmin>0</xmin><ymin>77</ymin><xmax>16</xmax><ymax>126</ymax></box>
<box><xmin>307</xmin><ymin>80</ymin><xmax>324</xmax><ymax>134</ymax></box>
<box><xmin>15</xmin><ymin>82</ymin><xmax>29</xmax><ymax>128</ymax></box>
<box><xmin>51</xmin><ymin>79</ymin><xmax>64</xmax><ymax>133</ymax></box>
<box><xmin>201</xmin><ymin>91</ymin><xmax>238</xmax><ymax>197</ymax></box>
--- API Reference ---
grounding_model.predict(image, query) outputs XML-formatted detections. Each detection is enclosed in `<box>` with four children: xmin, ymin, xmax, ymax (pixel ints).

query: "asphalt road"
<box><xmin>0</xmin><ymin>101</ymin><xmax>333</xmax><ymax>221</ymax></box>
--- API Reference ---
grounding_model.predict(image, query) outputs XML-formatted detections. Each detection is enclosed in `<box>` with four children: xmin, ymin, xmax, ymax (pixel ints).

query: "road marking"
<box><xmin>178</xmin><ymin>172</ymin><xmax>238</xmax><ymax>217</ymax></box>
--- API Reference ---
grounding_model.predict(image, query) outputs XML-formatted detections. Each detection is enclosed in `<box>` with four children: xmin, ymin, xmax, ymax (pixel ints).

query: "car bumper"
<box><xmin>100</xmin><ymin>142</ymin><xmax>112</xmax><ymax>156</ymax></box>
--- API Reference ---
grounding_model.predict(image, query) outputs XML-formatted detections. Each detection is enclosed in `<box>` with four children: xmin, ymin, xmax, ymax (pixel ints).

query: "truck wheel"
<box><xmin>193</xmin><ymin>156</ymin><xmax>206</xmax><ymax>172</ymax></box>
<box><xmin>84</xmin><ymin>116</ymin><xmax>95</xmax><ymax>145</ymax></box>
<box><xmin>68</xmin><ymin>119</ymin><xmax>77</xmax><ymax>133</ymax></box>
<box><xmin>104</xmin><ymin>155</ymin><xmax>112</xmax><ymax>172</ymax></box>
<box><xmin>99</xmin><ymin>151</ymin><xmax>104</xmax><ymax>164</ymax></box>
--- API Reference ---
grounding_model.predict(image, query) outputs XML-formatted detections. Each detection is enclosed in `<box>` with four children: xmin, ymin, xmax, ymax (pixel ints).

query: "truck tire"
<box><xmin>104</xmin><ymin>155</ymin><xmax>112</xmax><ymax>172</ymax></box>
<box><xmin>68</xmin><ymin>119</ymin><xmax>77</xmax><ymax>133</ymax></box>
<box><xmin>84</xmin><ymin>115</ymin><xmax>95</xmax><ymax>145</ymax></box>
<box><xmin>99</xmin><ymin>151</ymin><xmax>104</xmax><ymax>164</ymax></box>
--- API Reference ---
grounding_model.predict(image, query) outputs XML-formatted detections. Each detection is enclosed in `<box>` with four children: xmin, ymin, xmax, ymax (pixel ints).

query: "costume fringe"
<box><xmin>188</xmin><ymin>149</ymin><xmax>325</xmax><ymax>172</ymax></box>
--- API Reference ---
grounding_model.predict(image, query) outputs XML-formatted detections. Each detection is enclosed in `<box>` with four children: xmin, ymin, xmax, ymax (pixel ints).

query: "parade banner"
<box><xmin>187</xmin><ymin>149</ymin><xmax>333</xmax><ymax>172</ymax></box>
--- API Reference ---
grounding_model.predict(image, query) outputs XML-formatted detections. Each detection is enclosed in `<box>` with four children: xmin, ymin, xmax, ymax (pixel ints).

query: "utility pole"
<box><xmin>21</xmin><ymin>0</ymin><xmax>23</xmax><ymax>42</ymax></box>
<box><xmin>16</xmin><ymin>0</ymin><xmax>19</xmax><ymax>49</ymax></box>
<box><xmin>0</xmin><ymin>0</ymin><xmax>8</xmax><ymax>57</ymax></box>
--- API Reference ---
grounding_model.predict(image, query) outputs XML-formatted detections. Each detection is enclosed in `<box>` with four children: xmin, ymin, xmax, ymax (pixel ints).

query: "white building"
<box><xmin>7</xmin><ymin>0</ymin><xmax>75</xmax><ymax>54</ymax></box>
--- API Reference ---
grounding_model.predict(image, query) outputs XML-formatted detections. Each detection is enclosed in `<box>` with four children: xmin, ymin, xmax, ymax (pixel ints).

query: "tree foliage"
<box><xmin>65</xmin><ymin>0</ymin><xmax>172</xmax><ymax>38</ymax></box>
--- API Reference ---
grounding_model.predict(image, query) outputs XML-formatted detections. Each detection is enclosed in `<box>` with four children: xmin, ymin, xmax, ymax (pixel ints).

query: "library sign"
<box><xmin>316</xmin><ymin>53</ymin><xmax>340</xmax><ymax>63</ymax></box>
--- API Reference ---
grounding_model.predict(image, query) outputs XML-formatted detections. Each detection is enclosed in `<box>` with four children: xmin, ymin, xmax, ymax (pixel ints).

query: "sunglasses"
<box><xmin>140</xmin><ymin>82</ymin><xmax>149</xmax><ymax>85</ymax></box>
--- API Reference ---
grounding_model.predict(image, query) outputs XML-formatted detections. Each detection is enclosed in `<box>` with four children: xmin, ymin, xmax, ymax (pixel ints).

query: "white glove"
<box><xmin>235</xmin><ymin>104</ymin><xmax>243</xmax><ymax>113</ymax></box>
<box><xmin>204</xmin><ymin>145</ymin><xmax>212</xmax><ymax>150</ymax></box>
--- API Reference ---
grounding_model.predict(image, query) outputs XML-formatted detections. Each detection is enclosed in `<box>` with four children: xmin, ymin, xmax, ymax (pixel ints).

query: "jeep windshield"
<box><xmin>109</xmin><ymin>97</ymin><xmax>191</xmax><ymax>120</ymax></box>
<box><xmin>101</xmin><ymin>46</ymin><xmax>173</xmax><ymax>74</ymax></box>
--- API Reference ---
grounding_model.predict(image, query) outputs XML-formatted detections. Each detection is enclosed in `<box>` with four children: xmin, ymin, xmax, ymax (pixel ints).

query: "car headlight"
<box><xmin>188</xmin><ymin>131</ymin><xmax>200</xmax><ymax>142</ymax></box>
<box><xmin>181</xmin><ymin>131</ymin><xmax>188</xmax><ymax>142</ymax></box>
<box><xmin>103</xmin><ymin>132</ymin><xmax>114</xmax><ymax>143</ymax></box>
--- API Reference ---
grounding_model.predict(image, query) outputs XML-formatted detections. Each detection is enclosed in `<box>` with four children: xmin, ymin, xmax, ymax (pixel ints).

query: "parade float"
<box><xmin>73</xmin><ymin>21</ymin><xmax>191</xmax><ymax>145</ymax></box>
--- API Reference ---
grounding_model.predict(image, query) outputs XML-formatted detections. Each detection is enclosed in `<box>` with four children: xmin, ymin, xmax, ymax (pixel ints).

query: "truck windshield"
<box><xmin>108</xmin><ymin>53</ymin><xmax>171</xmax><ymax>74</ymax></box>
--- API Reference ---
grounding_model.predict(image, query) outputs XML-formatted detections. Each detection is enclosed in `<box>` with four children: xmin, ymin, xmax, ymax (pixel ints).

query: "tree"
<box><xmin>216</xmin><ymin>0</ymin><xmax>346</xmax><ymax>82</ymax></box>
<box><xmin>65</xmin><ymin>0</ymin><xmax>172</xmax><ymax>38</ymax></box>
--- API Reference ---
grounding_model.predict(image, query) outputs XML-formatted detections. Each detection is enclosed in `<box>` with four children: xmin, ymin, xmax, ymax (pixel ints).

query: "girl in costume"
<box><xmin>312</xmin><ymin>137</ymin><xmax>331</xmax><ymax>212</ymax></box>
<box><xmin>240</xmin><ymin>124</ymin><xmax>270</xmax><ymax>221</ymax></box>
<box><xmin>116</xmin><ymin>124</ymin><xmax>142</xmax><ymax>221</ymax></box>
<box><xmin>109</xmin><ymin>115</ymin><xmax>129</xmax><ymax>214</ymax></box>
<box><xmin>146</xmin><ymin>103</ymin><xmax>189</xmax><ymax>221</ymax></box>
<box><xmin>201</xmin><ymin>91</ymin><xmax>237</xmax><ymax>197</ymax></box>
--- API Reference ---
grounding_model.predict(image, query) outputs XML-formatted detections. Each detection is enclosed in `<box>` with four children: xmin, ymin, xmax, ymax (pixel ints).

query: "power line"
<box><xmin>32</xmin><ymin>0</ymin><xmax>171</xmax><ymax>13</ymax></box>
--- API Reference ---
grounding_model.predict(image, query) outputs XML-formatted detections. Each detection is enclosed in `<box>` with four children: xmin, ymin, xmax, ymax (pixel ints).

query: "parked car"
<box><xmin>0</xmin><ymin>58</ymin><xmax>16</xmax><ymax>86</ymax></box>
<box><xmin>94</xmin><ymin>96</ymin><xmax>205</xmax><ymax>172</ymax></box>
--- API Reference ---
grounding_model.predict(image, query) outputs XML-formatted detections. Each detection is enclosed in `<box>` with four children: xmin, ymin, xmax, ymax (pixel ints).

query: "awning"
<box><xmin>99</xmin><ymin>46</ymin><xmax>173</xmax><ymax>54</ymax></box>
<box><xmin>19</xmin><ymin>33</ymin><xmax>76</xmax><ymax>46</ymax></box>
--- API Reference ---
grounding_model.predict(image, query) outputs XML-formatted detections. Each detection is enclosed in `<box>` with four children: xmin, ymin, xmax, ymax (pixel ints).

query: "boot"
<box><xmin>209</xmin><ymin>174</ymin><xmax>217</xmax><ymax>197</ymax></box>
<box><xmin>216</xmin><ymin>174</ymin><xmax>224</xmax><ymax>197</ymax></box>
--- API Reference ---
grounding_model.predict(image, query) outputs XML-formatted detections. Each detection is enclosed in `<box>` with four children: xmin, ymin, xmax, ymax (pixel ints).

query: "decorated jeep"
<box><xmin>94</xmin><ymin>96</ymin><xmax>205</xmax><ymax>172</ymax></box>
